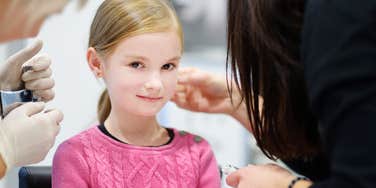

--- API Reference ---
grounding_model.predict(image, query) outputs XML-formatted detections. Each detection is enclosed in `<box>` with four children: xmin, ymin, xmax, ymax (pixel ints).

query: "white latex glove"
<box><xmin>0</xmin><ymin>39</ymin><xmax>55</xmax><ymax>101</ymax></box>
<box><xmin>0</xmin><ymin>102</ymin><xmax>63</xmax><ymax>171</ymax></box>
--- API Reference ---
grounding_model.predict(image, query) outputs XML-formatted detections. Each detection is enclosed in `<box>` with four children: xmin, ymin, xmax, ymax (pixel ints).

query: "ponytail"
<box><xmin>97</xmin><ymin>89</ymin><xmax>111</xmax><ymax>124</ymax></box>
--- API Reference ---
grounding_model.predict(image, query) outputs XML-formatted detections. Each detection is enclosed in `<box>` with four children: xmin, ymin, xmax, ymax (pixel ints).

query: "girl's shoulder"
<box><xmin>171</xmin><ymin>128</ymin><xmax>212</xmax><ymax>150</ymax></box>
<box><xmin>170</xmin><ymin>128</ymin><xmax>218</xmax><ymax>171</ymax></box>
<box><xmin>173</xmin><ymin>129</ymin><xmax>205</xmax><ymax>142</ymax></box>
<box><xmin>56</xmin><ymin>126</ymin><xmax>100</xmax><ymax>152</ymax></box>
<box><xmin>52</xmin><ymin>127</ymin><xmax>100</xmax><ymax>174</ymax></box>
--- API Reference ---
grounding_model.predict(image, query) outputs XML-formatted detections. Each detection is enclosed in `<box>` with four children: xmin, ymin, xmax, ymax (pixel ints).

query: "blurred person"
<box><xmin>0</xmin><ymin>0</ymin><xmax>86</xmax><ymax>178</ymax></box>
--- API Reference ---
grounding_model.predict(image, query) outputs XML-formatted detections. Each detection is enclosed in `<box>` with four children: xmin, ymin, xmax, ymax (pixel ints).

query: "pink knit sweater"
<box><xmin>52</xmin><ymin>127</ymin><xmax>221</xmax><ymax>188</ymax></box>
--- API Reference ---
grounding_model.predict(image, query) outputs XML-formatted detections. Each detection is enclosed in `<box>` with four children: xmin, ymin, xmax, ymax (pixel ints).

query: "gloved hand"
<box><xmin>0</xmin><ymin>102</ymin><xmax>63</xmax><ymax>171</ymax></box>
<box><xmin>0</xmin><ymin>39</ymin><xmax>55</xmax><ymax>101</ymax></box>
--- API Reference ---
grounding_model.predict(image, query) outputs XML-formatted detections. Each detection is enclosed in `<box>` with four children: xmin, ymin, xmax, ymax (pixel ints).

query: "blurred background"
<box><xmin>0</xmin><ymin>1</ymin><xmax>275</xmax><ymax>187</ymax></box>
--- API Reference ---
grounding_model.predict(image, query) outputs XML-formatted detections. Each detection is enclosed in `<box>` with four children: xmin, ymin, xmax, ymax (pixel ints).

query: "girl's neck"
<box><xmin>104</xmin><ymin>110</ymin><xmax>169</xmax><ymax>147</ymax></box>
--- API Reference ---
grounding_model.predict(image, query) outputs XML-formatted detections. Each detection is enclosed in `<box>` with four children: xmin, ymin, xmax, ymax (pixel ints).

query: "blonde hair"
<box><xmin>88</xmin><ymin>0</ymin><xmax>184</xmax><ymax>124</ymax></box>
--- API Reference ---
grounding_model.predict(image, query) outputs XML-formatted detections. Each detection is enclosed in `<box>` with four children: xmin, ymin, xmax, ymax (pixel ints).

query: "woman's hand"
<box><xmin>226</xmin><ymin>163</ymin><xmax>312</xmax><ymax>188</ymax></box>
<box><xmin>171</xmin><ymin>67</ymin><xmax>241</xmax><ymax>115</ymax></box>
<box><xmin>171</xmin><ymin>67</ymin><xmax>254</xmax><ymax>132</ymax></box>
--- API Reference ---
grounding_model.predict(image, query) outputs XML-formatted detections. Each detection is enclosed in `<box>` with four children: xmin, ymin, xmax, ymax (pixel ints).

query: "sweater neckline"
<box><xmin>92</xmin><ymin>125</ymin><xmax>181</xmax><ymax>152</ymax></box>
<box><xmin>97</xmin><ymin>124</ymin><xmax>175</xmax><ymax>147</ymax></box>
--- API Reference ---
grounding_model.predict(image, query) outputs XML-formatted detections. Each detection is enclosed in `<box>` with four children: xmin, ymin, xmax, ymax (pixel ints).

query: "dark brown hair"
<box><xmin>227</xmin><ymin>0</ymin><xmax>320</xmax><ymax>160</ymax></box>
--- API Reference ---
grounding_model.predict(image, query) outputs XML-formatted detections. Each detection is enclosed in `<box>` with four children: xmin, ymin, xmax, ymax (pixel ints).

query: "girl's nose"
<box><xmin>144</xmin><ymin>73</ymin><xmax>162</xmax><ymax>94</ymax></box>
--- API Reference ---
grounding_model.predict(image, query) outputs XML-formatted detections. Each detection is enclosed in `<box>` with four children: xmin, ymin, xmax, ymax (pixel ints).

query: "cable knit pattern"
<box><xmin>52</xmin><ymin>127</ymin><xmax>221</xmax><ymax>188</ymax></box>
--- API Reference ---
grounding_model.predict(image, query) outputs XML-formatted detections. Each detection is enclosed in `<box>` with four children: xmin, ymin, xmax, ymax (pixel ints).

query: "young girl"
<box><xmin>52</xmin><ymin>0</ymin><xmax>221</xmax><ymax>187</ymax></box>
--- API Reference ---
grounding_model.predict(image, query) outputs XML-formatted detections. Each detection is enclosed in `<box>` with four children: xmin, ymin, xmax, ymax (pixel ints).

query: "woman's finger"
<box><xmin>25</xmin><ymin>78</ymin><xmax>54</xmax><ymax>90</ymax></box>
<box><xmin>226</xmin><ymin>169</ymin><xmax>242</xmax><ymax>187</ymax></box>
<box><xmin>22</xmin><ymin>68</ymin><xmax>52</xmax><ymax>82</ymax></box>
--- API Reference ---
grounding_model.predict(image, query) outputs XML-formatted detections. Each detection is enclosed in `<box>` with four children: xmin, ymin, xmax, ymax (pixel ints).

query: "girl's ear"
<box><xmin>87</xmin><ymin>47</ymin><xmax>104</xmax><ymax>78</ymax></box>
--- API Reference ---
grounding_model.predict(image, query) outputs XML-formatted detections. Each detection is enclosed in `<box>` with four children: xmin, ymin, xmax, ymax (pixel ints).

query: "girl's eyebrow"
<box><xmin>167</xmin><ymin>56</ymin><xmax>181</xmax><ymax>62</ymax></box>
<box><xmin>123</xmin><ymin>55</ymin><xmax>148</xmax><ymax>61</ymax></box>
<box><xmin>123</xmin><ymin>55</ymin><xmax>181</xmax><ymax>62</ymax></box>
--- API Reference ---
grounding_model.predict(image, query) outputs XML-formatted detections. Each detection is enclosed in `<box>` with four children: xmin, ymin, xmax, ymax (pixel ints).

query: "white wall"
<box><xmin>0</xmin><ymin>1</ymin><xmax>272</xmax><ymax>187</ymax></box>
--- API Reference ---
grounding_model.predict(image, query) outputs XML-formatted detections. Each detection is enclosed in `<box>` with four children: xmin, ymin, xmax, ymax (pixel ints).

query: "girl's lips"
<box><xmin>136</xmin><ymin>95</ymin><xmax>163</xmax><ymax>102</ymax></box>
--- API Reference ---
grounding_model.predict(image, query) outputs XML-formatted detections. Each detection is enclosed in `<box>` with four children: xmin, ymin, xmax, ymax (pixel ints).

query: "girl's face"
<box><xmin>102</xmin><ymin>32</ymin><xmax>182</xmax><ymax>117</ymax></box>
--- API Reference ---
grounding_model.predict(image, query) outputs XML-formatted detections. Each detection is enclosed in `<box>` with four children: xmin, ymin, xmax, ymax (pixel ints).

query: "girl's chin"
<box><xmin>137</xmin><ymin>111</ymin><xmax>160</xmax><ymax>117</ymax></box>
<box><xmin>125</xmin><ymin>109</ymin><xmax>162</xmax><ymax>117</ymax></box>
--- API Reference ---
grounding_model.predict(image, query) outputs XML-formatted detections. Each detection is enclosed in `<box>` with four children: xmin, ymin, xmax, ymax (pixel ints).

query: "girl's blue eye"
<box><xmin>162</xmin><ymin>63</ymin><xmax>175</xmax><ymax>70</ymax></box>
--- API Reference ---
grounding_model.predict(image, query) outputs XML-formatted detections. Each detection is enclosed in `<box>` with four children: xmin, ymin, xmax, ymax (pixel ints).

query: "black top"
<box><xmin>283</xmin><ymin>154</ymin><xmax>329</xmax><ymax>182</ymax></box>
<box><xmin>97</xmin><ymin>124</ymin><xmax>175</xmax><ymax>147</ymax></box>
<box><xmin>289</xmin><ymin>0</ymin><xmax>376</xmax><ymax>187</ymax></box>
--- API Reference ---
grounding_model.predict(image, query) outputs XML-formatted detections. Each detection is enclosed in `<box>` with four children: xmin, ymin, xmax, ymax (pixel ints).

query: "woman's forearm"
<box><xmin>228</xmin><ymin>95</ymin><xmax>265</xmax><ymax>134</ymax></box>
<box><xmin>230</xmin><ymin>101</ymin><xmax>253</xmax><ymax>133</ymax></box>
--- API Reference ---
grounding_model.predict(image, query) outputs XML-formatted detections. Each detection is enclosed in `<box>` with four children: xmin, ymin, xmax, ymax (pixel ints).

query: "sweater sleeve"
<box><xmin>302</xmin><ymin>0</ymin><xmax>376</xmax><ymax>187</ymax></box>
<box><xmin>196</xmin><ymin>138</ymin><xmax>221</xmax><ymax>188</ymax></box>
<box><xmin>52</xmin><ymin>140</ymin><xmax>90</xmax><ymax>188</ymax></box>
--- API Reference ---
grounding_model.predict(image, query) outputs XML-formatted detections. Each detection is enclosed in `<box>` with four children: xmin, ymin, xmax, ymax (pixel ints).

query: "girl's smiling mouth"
<box><xmin>136</xmin><ymin>95</ymin><xmax>163</xmax><ymax>102</ymax></box>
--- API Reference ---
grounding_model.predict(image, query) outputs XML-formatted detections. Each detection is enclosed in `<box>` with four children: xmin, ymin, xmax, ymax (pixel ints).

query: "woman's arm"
<box><xmin>226</xmin><ymin>164</ymin><xmax>313</xmax><ymax>188</ymax></box>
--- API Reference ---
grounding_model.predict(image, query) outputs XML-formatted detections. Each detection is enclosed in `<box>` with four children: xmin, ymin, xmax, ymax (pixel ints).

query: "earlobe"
<box><xmin>87</xmin><ymin>47</ymin><xmax>103</xmax><ymax>78</ymax></box>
